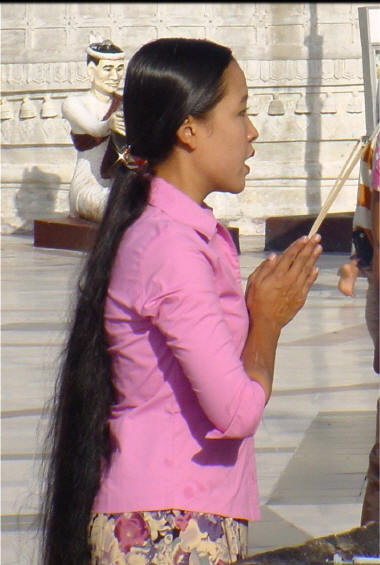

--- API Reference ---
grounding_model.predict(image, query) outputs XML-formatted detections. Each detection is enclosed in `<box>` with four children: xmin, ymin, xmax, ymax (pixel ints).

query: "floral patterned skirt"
<box><xmin>89</xmin><ymin>510</ymin><xmax>248</xmax><ymax>564</ymax></box>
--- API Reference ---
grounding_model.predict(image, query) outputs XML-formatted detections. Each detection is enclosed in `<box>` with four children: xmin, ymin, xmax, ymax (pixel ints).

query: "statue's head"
<box><xmin>86</xmin><ymin>39</ymin><xmax>125</xmax><ymax>97</ymax></box>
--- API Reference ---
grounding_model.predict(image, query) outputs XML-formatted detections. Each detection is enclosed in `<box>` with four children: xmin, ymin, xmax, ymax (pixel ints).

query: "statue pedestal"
<box><xmin>34</xmin><ymin>216</ymin><xmax>98</xmax><ymax>251</ymax></box>
<box><xmin>265</xmin><ymin>212</ymin><xmax>354</xmax><ymax>252</ymax></box>
<box><xmin>34</xmin><ymin>216</ymin><xmax>241</xmax><ymax>254</ymax></box>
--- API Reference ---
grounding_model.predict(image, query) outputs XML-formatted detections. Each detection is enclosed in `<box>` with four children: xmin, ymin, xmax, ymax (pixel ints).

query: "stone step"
<box><xmin>33</xmin><ymin>215</ymin><xmax>97</xmax><ymax>251</ymax></box>
<box><xmin>239</xmin><ymin>522</ymin><xmax>379</xmax><ymax>565</ymax></box>
<box><xmin>33</xmin><ymin>216</ymin><xmax>241</xmax><ymax>253</ymax></box>
<box><xmin>265</xmin><ymin>213</ymin><xmax>354</xmax><ymax>252</ymax></box>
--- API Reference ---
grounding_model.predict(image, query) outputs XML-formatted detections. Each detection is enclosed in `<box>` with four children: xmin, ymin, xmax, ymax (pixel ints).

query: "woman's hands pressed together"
<box><xmin>242</xmin><ymin>234</ymin><xmax>322</xmax><ymax>402</ymax></box>
<box><xmin>245</xmin><ymin>234</ymin><xmax>322</xmax><ymax>331</ymax></box>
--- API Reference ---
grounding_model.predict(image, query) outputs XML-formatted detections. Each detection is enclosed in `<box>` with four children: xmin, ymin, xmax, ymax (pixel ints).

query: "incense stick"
<box><xmin>308</xmin><ymin>141</ymin><xmax>363</xmax><ymax>237</ymax></box>
<box><xmin>308</xmin><ymin>123</ymin><xmax>380</xmax><ymax>237</ymax></box>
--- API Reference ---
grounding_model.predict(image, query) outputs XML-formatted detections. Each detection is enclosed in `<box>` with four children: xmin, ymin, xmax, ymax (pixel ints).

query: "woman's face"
<box><xmin>193</xmin><ymin>60</ymin><xmax>258</xmax><ymax>197</ymax></box>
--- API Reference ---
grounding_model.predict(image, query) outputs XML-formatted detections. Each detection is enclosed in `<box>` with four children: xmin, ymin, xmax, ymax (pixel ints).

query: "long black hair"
<box><xmin>40</xmin><ymin>37</ymin><xmax>232</xmax><ymax>565</ymax></box>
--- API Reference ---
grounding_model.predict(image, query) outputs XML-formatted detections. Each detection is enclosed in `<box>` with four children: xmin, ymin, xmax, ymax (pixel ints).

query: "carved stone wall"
<box><xmin>1</xmin><ymin>3</ymin><xmax>366</xmax><ymax>234</ymax></box>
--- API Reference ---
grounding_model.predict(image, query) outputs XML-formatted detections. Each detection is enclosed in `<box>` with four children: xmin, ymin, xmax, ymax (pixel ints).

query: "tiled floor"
<box><xmin>2</xmin><ymin>233</ymin><xmax>379</xmax><ymax>564</ymax></box>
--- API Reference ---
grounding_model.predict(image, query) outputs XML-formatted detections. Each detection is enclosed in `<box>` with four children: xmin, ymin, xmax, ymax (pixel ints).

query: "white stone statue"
<box><xmin>62</xmin><ymin>39</ymin><xmax>126</xmax><ymax>223</ymax></box>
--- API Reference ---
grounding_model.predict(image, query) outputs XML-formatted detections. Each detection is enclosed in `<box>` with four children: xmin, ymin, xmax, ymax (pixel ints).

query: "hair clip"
<box><xmin>118</xmin><ymin>145</ymin><xmax>148</xmax><ymax>173</ymax></box>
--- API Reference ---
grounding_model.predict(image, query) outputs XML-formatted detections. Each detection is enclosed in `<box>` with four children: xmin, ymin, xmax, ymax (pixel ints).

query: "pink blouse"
<box><xmin>93</xmin><ymin>176</ymin><xmax>266</xmax><ymax>520</ymax></box>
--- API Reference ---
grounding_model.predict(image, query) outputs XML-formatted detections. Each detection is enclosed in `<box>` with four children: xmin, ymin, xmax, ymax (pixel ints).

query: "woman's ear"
<box><xmin>176</xmin><ymin>116</ymin><xmax>197</xmax><ymax>150</ymax></box>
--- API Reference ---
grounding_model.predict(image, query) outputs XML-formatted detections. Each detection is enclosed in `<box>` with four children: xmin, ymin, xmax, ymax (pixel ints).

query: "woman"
<box><xmin>41</xmin><ymin>38</ymin><xmax>322</xmax><ymax>565</ymax></box>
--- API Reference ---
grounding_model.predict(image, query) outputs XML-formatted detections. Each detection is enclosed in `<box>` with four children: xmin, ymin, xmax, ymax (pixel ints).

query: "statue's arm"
<box><xmin>62</xmin><ymin>96</ymin><xmax>110</xmax><ymax>138</ymax></box>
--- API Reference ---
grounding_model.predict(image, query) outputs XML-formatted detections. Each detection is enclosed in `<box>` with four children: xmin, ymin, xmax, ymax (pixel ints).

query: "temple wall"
<box><xmin>1</xmin><ymin>3</ymin><xmax>367</xmax><ymax>234</ymax></box>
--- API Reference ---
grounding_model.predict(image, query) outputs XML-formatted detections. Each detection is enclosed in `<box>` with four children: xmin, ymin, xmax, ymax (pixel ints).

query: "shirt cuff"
<box><xmin>204</xmin><ymin>379</ymin><xmax>266</xmax><ymax>440</ymax></box>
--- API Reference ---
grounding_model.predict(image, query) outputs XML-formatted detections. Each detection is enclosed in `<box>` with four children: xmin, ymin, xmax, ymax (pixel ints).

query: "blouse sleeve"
<box><xmin>137</xmin><ymin>230</ymin><xmax>266</xmax><ymax>440</ymax></box>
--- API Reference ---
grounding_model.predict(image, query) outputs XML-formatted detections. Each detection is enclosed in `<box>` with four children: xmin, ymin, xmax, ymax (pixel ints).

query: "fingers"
<box><xmin>275</xmin><ymin>234</ymin><xmax>322</xmax><ymax>281</ymax></box>
<box><xmin>291</xmin><ymin>239</ymin><xmax>323</xmax><ymax>290</ymax></box>
<box><xmin>301</xmin><ymin>265</ymin><xmax>320</xmax><ymax>299</ymax></box>
<box><xmin>245</xmin><ymin>234</ymin><xmax>322</xmax><ymax>305</ymax></box>
<box><xmin>115</xmin><ymin>126</ymin><xmax>126</xmax><ymax>136</ymax></box>
<box><xmin>248</xmin><ymin>235</ymin><xmax>321</xmax><ymax>295</ymax></box>
<box><xmin>273</xmin><ymin>236</ymin><xmax>309</xmax><ymax>275</ymax></box>
<box><xmin>109</xmin><ymin>112</ymin><xmax>126</xmax><ymax>136</ymax></box>
<box><xmin>245</xmin><ymin>253</ymin><xmax>277</xmax><ymax>296</ymax></box>
<box><xmin>114</xmin><ymin>115</ymin><xmax>126</xmax><ymax>135</ymax></box>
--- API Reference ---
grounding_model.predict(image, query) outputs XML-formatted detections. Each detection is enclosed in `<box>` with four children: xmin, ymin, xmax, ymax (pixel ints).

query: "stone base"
<box><xmin>33</xmin><ymin>215</ymin><xmax>98</xmax><ymax>251</ymax></box>
<box><xmin>33</xmin><ymin>216</ymin><xmax>241</xmax><ymax>254</ymax></box>
<box><xmin>227</xmin><ymin>226</ymin><xmax>240</xmax><ymax>254</ymax></box>
<box><xmin>265</xmin><ymin>213</ymin><xmax>354</xmax><ymax>253</ymax></box>
<box><xmin>239</xmin><ymin>522</ymin><xmax>379</xmax><ymax>565</ymax></box>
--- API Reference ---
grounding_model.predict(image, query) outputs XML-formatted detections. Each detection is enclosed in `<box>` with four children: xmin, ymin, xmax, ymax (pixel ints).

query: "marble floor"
<box><xmin>2</xmin><ymin>233</ymin><xmax>379</xmax><ymax>564</ymax></box>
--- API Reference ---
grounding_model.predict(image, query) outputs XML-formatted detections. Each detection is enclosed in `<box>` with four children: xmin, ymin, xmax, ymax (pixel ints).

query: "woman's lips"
<box><xmin>244</xmin><ymin>150</ymin><xmax>255</xmax><ymax>173</ymax></box>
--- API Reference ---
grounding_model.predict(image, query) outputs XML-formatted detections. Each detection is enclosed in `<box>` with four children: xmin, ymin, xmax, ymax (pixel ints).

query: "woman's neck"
<box><xmin>154</xmin><ymin>150</ymin><xmax>209</xmax><ymax>205</ymax></box>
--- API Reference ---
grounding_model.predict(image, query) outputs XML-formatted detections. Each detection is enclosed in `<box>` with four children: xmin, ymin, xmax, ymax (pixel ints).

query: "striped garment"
<box><xmin>352</xmin><ymin>127</ymin><xmax>380</xmax><ymax>264</ymax></box>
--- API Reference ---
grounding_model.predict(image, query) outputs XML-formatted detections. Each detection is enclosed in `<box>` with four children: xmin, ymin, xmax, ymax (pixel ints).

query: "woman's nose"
<box><xmin>247</xmin><ymin>118</ymin><xmax>259</xmax><ymax>142</ymax></box>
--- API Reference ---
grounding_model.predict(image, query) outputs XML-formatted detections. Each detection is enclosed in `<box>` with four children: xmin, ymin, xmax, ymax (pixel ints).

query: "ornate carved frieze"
<box><xmin>2</xmin><ymin>57</ymin><xmax>363</xmax><ymax>95</ymax></box>
<box><xmin>1</xmin><ymin>61</ymin><xmax>90</xmax><ymax>92</ymax></box>
<box><xmin>1</xmin><ymin>95</ymin><xmax>71</xmax><ymax>145</ymax></box>
<box><xmin>1</xmin><ymin>83</ymin><xmax>365</xmax><ymax>148</ymax></box>
<box><xmin>242</xmin><ymin>58</ymin><xmax>363</xmax><ymax>86</ymax></box>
